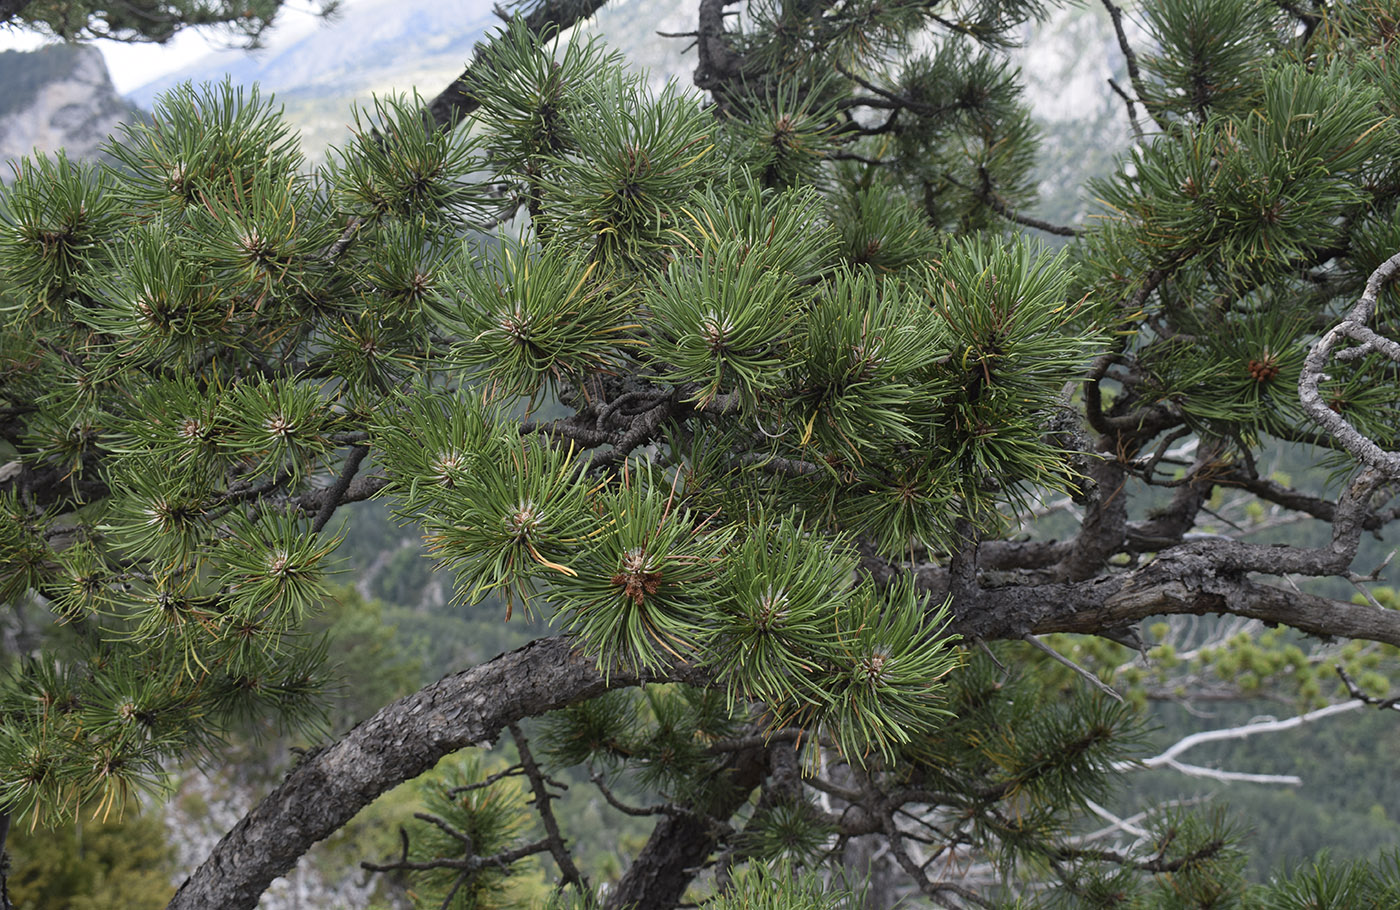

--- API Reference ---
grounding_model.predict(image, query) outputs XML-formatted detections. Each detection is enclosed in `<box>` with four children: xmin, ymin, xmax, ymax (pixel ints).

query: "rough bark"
<box><xmin>604</xmin><ymin>746</ymin><xmax>766</xmax><ymax>910</ymax></box>
<box><xmin>1026</xmin><ymin>559</ymin><xmax>1400</xmax><ymax>645</ymax></box>
<box><xmin>167</xmin><ymin>523</ymin><xmax>1400</xmax><ymax>910</ymax></box>
<box><xmin>1055</xmin><ymin>446</ymin><xmax>1129</xmax><ymax>582</ymax></box>
<box><xmin>166</xmin><ymin>637</ymin><xmax>694</xmax><ymax>910</ymax></box>
<box><xmin>693</xmin><ymin>0</ymin><xmax>742</xmax><ymax>95</ymax></box>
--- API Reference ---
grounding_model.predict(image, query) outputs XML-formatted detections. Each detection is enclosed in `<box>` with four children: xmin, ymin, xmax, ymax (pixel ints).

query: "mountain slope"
<box><xmin>128</xmin><ymin>0</ymin><xmax>499</xmax><ymax>157</ymax></box>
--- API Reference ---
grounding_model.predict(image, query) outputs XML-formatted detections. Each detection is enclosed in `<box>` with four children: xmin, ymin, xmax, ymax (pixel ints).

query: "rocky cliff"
<box><xmin>0</xmin><ymin>42</ymin><xmax>140</xmax><ymax>166</ymax></box>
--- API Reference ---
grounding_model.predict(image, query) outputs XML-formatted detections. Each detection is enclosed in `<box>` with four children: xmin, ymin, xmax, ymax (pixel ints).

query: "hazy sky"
<box><xmin>0</xmin><ymin>0</ymin><xmax>418</xmax><ymax>94</ymax></box>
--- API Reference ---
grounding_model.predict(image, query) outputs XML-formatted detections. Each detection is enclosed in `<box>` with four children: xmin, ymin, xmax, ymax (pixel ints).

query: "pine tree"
<box><xmin>2</xmin><ymin>0</ymin><xmax>1400</xmax><ymax>908</ymax></box>
<box><xmin>0</xmin><ymin>0</ymin><xmax>339</xmax><ymax>45</ymax></box>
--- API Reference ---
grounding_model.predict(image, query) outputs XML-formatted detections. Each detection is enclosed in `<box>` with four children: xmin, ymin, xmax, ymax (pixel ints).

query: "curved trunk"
<box><xmin>165</xmin><ymin>636</ymin><xmax>671</xmax><ymax>910</ymax></box>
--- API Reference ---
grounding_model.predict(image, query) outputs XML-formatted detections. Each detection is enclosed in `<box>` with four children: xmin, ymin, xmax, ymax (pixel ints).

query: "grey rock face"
<box><xmin>0</xmin><ymin>43</ymin><xmax>139</xmax><ymax>165</ymax></box>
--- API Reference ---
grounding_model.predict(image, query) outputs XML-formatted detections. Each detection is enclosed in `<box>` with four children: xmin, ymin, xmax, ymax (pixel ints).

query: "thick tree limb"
<box><xmin>172</xmin><ymin>517</ymin><xmax>1400</xmax><ymax>910</ymax></box>
<box><xmin>603</xmin><ymin>744</ymin><xmax>766</xmax><ymax>910</ymax></box>
<box><xmin>1056</xmin><ymin>453</ymin><xmax>1129</xmax><ymax>582</ymax></box>
<box><xmin>978</xmin><ymin>538</ymin><xmax>1072</xmax><ymax>572</ymax></box>
<box><xmin>1008</xmin><ymin>556</ymin><xmax>1400</xmax><ymax>646</ymax></box>
<box><xmin>948</xmin><ymin>517</ymin><xmax>981</xmax><ymax>614</ymax></box>
<box><xmin>424</xmin><ymin>0</ymin><xmax>613</xmax><ymax>131</ymax></box>
<box><xmin>692</xmin><ymin>0</ymin><xmax>742</xmax><ymax>97</ymax></box>
<box><xmin>166</xmin><ymin>637</ymin><xmax>696</xmax><ymax>910</ymax></box>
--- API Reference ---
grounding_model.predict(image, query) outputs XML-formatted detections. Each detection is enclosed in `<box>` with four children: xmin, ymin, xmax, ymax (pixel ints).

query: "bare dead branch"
<box><xmin>1336</xmin><ymin>664</ymin><xmax>1400</xmax><ymax>711</ymax></box>
<box><xmin>1115</xmin><ymin>700</ymin><xmax>1365</xmax><ymax>784</ymax></box>
<box><xmin>509</xmin><ymin>724</ymin><xmax>589</xmax><ymax>892</ymax></box>
<box><xmin>1022</xmin><ymin>634</ymin><xmax>1125</xmax><ymax>703</ymax></box>
<box><xmin>589</xmin><ymin>770</ymin><xmax>681</xmax><ymax>817</ymax></box>
<box><xmin>1299</xmin><ymin>250</ymin><xmax>1400</xmax><ymax>477</ymax></box>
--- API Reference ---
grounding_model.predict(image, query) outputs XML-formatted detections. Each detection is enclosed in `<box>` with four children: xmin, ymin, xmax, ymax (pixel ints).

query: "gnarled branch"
<box><xmin>166</xmin><ymin>636</ymin><xmax>692</xmax><ymax>910</ymax></box>
<box><xmin>1300</xmin><ymin>250</ymin><xmax>1400</xmax><ymax>477</ymax></box>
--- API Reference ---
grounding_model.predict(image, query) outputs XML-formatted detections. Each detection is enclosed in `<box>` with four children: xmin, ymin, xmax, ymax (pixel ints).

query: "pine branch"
<box><xmin>882</xmin><ymin>808</ymin><xmax>994</xmax><ymax>910</ymax></box>
<box><xmin>1107</xmin><ymin>78</ymin><xmax>1144</xmax><ymax>140</ymax></box>
<box><xmin>970</xmin><ymin>166</ymin><xmax>1083</xmax><ymax>238</ymax></box>
<box><xmin>1300</xmin><ymin>250</ymin><xmax>1400</xmax><ymax>478</ymax></box>
<box><xmin>1098</xmin><ymin>0</ymin><xmax>1169</xmax><ymax>133</ymax></box>
<box><xmin>735</xmin><ymin>452</ymin><xmax>823</xmax><ymax>476</ymax></box>
<box><xmin>948</xmin><ymin>517</ymin><xmax>981</xmax><ymax>615</ymax></box>
<box><xmin>425</xmin><ymin>0</ymin><xmax>615</xmax><ymax>131</ymax></box>
<box><xmin>361</xmin><ymin>834</ymin><xmax>552</xmax><ymax>873</ymax></box>
<box><xmin>509</xmin><ymin>724</ymin><xmax>589</xmax><ymax>893</ymax></box>
<box><xmin>591</xmin><ymin>399</ymin><xmax>678</xmax><ymax>468</ymax></box>
<box><xmin>415</xmin><ymin>810</ymin><xmax>478</xmax><ymax>848</ymax></box>
<box><xmin>293</xmin><ymin>473</ymin><xmax>389</xmax><ymax>518</ymax></box>
<box><xmin>692</xmin><ymin>0</ymin><xmax>743</xmax><ymax>99</ymax></box>
<box><xmin>310</xmin><ymin>444</ymin><xmax>369</xmax><ymax>534</ymax></box>
<box><xmin>1335</xmin><ymin>665</ymin><xmax>1400</xmax><ymax>711</ymax></box>
<box><xmin>1218</xmin><ymin>466</ymin><xmax>1400</xmax><ymax>531</ymax></box>
<box><xmin>834</xmin><ymin>63</ymin><xmax>959</xmax><ymax>119</ymax></box>
<box><xmin>448</xmin><ymin>765</ymin><xmax>526</xmax><ymax>796</ymax></box>
<box><xmin>604</xmin><ymin>743</ymin><xmax>767</xmax><ymax>910</ymax></box>
<box><xmin>588</xmin><ymin>770</ymin><xmax>681</xmax><ymax>817</ymax></box>
<box><xmin>1021</xmin><ymin>634</ymin><xmax>1125</xmax><ymax>703</ymax></box>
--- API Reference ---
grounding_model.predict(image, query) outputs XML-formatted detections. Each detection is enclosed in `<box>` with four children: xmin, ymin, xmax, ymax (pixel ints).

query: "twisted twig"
<box><xmin>1299</xmin><ymin>251</ymin><xmax>1400</xmax><ymax>478</ymax></box>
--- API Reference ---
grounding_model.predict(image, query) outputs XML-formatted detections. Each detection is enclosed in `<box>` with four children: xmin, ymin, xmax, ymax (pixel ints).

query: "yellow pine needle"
<box><xmin>94</xmin><ymin>779</ymin><xmax>124</xmax><ymax>824</ymax></box>
<box><xmin>660</xmin><ymin>464</ymin><xmax>684</xmax><ymax>526</ymax></box>
<box><xmin>676</xmin><ymin>144</ymin><xmax>715</xmax><ymax>171</ymax></box>
<box><xmin>674</xmin><ymin>211</ymin><xmax>708</xmax><ymax>248</ymax></box>
<box><xmin>563</xmin><ymin>258</ymin><xmax>599</xmax><ymax>305</ymax></box>
<box><xmin>526</xmin><ymin>540</ymin><xmax>577</xmax><ymax>577</ymax></box>
<box><xmin>643</xmin><ymin>614</ymin><xmax>694</xmax><ymax>663</ymax></box>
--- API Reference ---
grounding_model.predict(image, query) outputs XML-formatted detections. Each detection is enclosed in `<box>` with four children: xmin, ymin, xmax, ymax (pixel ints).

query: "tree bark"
<box><xmin>165</xmin><ymin>636</ymin><xmax>692</xmax><ymax>910</ymax></box>
<box><xmin>166</xmin><ymin>545</ymin><xmax>1400</xmax><ymax>910</ymax></box>
<box><xmin>604</xmin><ymin>746</ymin><xmax>766</xmax><ymax>910</ymax></box>
<box><xmin>424</xmin><ymin>0</ymin><xmax>613</xmax><ymax>131</ymax></box>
